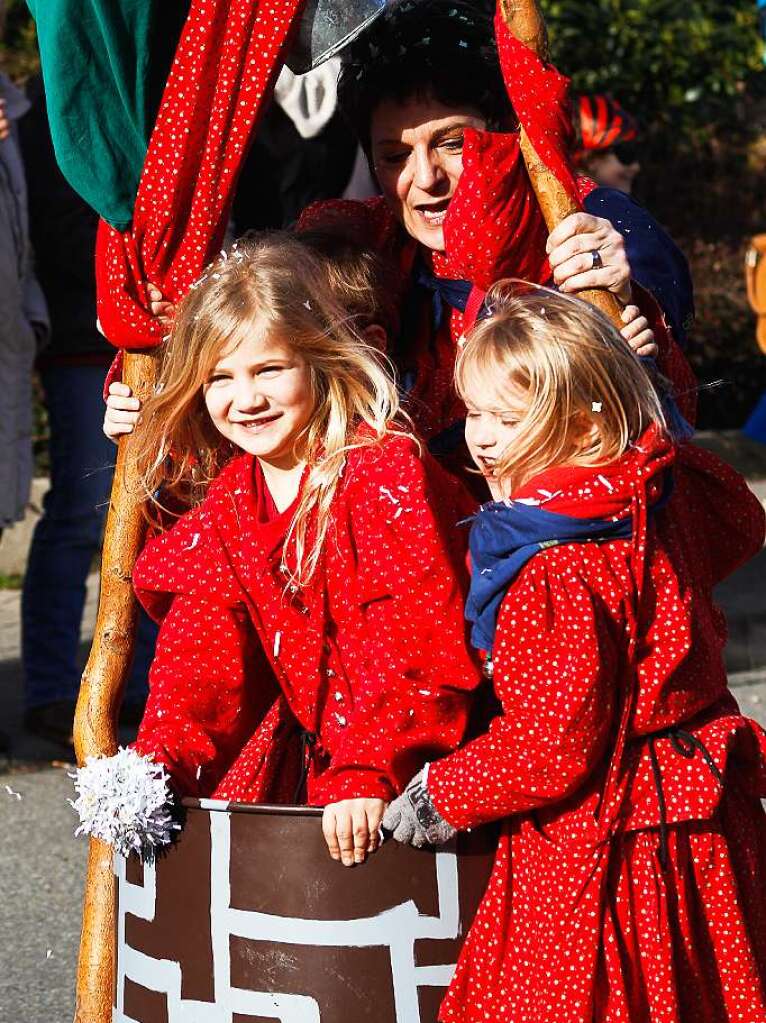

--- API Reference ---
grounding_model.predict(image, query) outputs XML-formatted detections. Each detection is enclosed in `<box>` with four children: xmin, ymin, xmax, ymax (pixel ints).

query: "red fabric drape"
<box><xmin>494</xmin><ymin>7</ymin><xmax>582</xmax><ymax>210</ymax></box>
<box><xmin>96</xmin><ymin>0</ymin><xmax>306</xmax><ymax>350</ymax></box>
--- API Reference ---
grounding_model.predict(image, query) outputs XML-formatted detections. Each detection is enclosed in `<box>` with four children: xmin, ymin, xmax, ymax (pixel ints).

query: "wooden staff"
<box><xmin>73</xmin><ymin>348</ymin><xmax>159</xmax><ymax>1023</ymax></box>
<box><xmin>499</xmin><ymin>0</ymin><xmax>625</xmax><ymax>330</ymax></box>
<box><xmin>70</xmin><ymin>5</ymin><xmax>622</xmax><ymax>1019</ymax></box>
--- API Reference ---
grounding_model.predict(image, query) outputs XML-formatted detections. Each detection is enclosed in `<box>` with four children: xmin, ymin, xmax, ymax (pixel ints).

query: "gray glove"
<box><xmin>382</xmin><ymin>767</ymin><xmax>457</xmax><ymax>848</ymax></box>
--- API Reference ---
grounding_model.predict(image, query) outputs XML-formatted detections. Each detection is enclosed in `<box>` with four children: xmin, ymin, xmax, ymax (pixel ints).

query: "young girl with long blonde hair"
<box><xmin>74</xmin><ymin>231</ymin><xmax>481</xmax><ymax>867</ymax></box>
<box><xmin>384</xmin><ymin>283</ymin><xmax>766</xmax><ymax>1022</ymax></box>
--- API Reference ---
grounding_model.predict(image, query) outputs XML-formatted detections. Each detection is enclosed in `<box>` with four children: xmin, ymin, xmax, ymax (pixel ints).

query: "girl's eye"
<box><xmin>207</xmin><ymin>373</ymin><xmax>230</xmax><ymax>385</ymax></box>
<box><xmin>501</xmin><ymin>420</ymin><xmax>519</xmax><ymax>428</ymax></box>
<box><xmin>258</xmin><ymin>365</ymin><xmax>283</xmax><ymax>376</ymax></box>
<box><xmin>440</xmin><ymin>136</ymin><xmax>464</xmax><ymax>153</ymax></box>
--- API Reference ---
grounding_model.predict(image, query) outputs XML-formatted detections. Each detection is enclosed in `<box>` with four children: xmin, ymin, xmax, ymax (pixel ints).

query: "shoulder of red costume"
<box><xmin>340</xmin><ymin>430</ymin><xmax>474</xmax><ymax>535</ymax></box>
<box><xmin>203</xmin><ymin>452</ymin><xmax>253</xmax><ymax>507</ymax></box>
<box><xmin>498</xmin><ymin>540</ymin><xmax>628</xmax><ymax>628</ymax></box>
<box><xmin>295</xmin><ymin>196</ymin><xmax>396</xmax><ymax>245</ymax></box>
<box><xmin>341</xmin><ymin>430</ymin><xmax>429</xmax><ymax>492</ymax></box>
<box><xmin>672</xmin><ymin>440</ymin><xmax>766</xmax><ymax>530</ymax></box>
<box><xmin>133</xmin><ymin>456</ymin><xmax>250</xmax><ymax>585</ymax></box>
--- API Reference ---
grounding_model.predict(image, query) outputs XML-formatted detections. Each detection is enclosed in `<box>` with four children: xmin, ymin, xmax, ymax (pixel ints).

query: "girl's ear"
<box><xmin>361</xmin><ymin>323</ymin><xmax>388</xmax><ymax>354</ymax></box>
<box><xmin>573</xmin><ymin>409</ymin><xmax>601</xmax><ymax>450</ymax></box>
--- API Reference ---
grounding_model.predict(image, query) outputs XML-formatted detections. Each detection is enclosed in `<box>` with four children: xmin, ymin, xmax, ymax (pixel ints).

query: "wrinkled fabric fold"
<box><xmin>96</xmin><ymin>0</ymin><xmax>305</xmax><ymax>349</ymax></box>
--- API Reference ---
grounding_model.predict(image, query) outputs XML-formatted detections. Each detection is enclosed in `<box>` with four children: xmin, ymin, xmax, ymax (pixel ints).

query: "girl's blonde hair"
<box><xmin>132</xmin><ymin>231</ymin><xmax>408</xmax><ymax>583</ymax></box>
<box><xmin>455</xmin><ymin>281</ymin><xmax>666</xmax><ymax>493</ymax></box>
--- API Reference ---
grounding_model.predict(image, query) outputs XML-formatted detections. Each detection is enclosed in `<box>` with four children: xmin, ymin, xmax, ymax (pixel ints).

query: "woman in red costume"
<box><xmin>139</xmin><ymin>1</ymin><xmax>693</xmax><ymax>489</ymax></box>
<box><xmin>298</xmin><ymin>0</ymin><xmax>697</xmax><ymax>473</ymax></box>
<box><xmin>384</xmin><ymin>284</ymin><xmax>766</xmax><ymax>1022</ymax></box>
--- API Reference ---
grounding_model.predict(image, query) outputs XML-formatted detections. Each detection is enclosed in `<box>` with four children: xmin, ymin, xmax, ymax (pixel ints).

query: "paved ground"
<box><xmin>0</xmin><ymin>769</ymin><xmax>86</xmax><ymax>1023</ymax></box>
<box><xmin>0</xmin><ymin>432</ymin><xmax>764</xmax><ymax>1022</ymax></box>
<box><xmin>0</xmin><ymin>580</ymin><xmax>98</xmax><ymax>1023</ymax></box>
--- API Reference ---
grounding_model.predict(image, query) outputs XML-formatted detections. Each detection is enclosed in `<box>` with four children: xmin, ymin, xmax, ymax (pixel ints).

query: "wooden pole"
<box><xmin>73</xmin><ymin>348</ymin><xmax>159</xmax><ymax>1023</ymax></box>
<box><xmin>499</xmin><ymin>0</ymin><xmax>625</xmax><ymax>329</ymax></box>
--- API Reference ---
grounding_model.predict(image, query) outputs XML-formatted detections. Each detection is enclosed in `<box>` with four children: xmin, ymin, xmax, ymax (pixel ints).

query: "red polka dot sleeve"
<box><xmin>427</xmin><ymin>547</ymin><xmax>625</xmax><ymax>831</ymax></box>
<box><xmin>132</xmin><ymin>510</ymin><xmax>277</xmax><ymax>797</ymax></box>
<box><xmin>311</xmin><ymin>438</ymin><xmax>483</xmax><ymax>804</ymax></box>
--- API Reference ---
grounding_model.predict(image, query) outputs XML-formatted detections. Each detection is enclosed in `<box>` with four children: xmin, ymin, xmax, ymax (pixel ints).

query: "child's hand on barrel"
<box><xmin>322</xmin><ymin>798</ymin><xmax>386</xmax><ymax>866</ymax></box>
<box><xmin>382</xmin><ymin>768</ymin><xmax>457</xmax><ymax>848</ymax></box>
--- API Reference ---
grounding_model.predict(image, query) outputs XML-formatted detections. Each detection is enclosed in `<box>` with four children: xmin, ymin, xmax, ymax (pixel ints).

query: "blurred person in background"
<box><xmin>574</xmin><ymin>93</ymin><xmax>641</xmax><ymax>195</ymax></box>
<box><xmin>0</xmin><ymin>24</ymin><xmax>48</xmax><ymax>543</ymax></box>
<box><xmin>18</xmin><ymin>76</ymin><xmax>155</xmax><ymax>749</ymax></box>
<box><xmin>233</xmin><ymin>58</ymin><xmax>359</xmax><ymax>231</ymax></box>
<box><xmin>744</xmin><ymin>0</ymin><xmax>766</xmax><ymax>444</ymax></box>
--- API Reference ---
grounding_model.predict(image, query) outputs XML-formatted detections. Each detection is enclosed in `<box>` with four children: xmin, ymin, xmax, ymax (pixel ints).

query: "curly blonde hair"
<box><xmin>131</xmin><ymin>231</ymin><xmax>409</xmax><ymax>583</ymax></box>
<box><xmin>455</xmin><ymin>282</ymin><xmax>666</xmax><ymax>494</ymax></box>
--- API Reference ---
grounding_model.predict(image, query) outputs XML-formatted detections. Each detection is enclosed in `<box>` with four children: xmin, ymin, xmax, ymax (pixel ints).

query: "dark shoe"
<box><xmin>23</xmin><ymin>700</ymin><xmax>76</xmax><ymax>749</ymax></box>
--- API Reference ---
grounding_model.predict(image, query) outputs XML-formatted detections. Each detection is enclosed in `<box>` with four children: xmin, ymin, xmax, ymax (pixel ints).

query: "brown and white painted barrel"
<box><xmin>113</xmin><ymin>799</ymin><xmax>496</xmax><ymax>1023</ymax></box>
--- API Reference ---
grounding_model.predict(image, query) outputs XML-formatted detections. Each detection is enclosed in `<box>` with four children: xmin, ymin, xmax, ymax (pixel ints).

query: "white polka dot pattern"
<box><xmin>96</xmin><ymin>0</ymin><xmax>305</xmax><ymax>349</ymax></box>
<box><xmin>427</xmin><ymin>440</ymin><xmax>766</xmax><ymax>1021</ymax></box>
<box><xmin>132</xmin><ymin>435</ymin><xmax>483</xmax><ymax>806</ymax></box>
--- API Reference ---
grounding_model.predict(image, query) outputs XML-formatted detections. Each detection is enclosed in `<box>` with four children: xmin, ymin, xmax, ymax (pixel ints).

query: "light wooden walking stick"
<box><xmin>499</xmin><ymin>0</ymin><xmax>626</xmax><ymax>331</ymax></box>
<box><xmin>69</xmin><ymin>0</ymin><xmax>310</xmax><ymax>1012</ymax></box>
<box><xmin>73</xmin><ymin>348</ymin><xmax>158</xmax><ymax>1023</ymax></box>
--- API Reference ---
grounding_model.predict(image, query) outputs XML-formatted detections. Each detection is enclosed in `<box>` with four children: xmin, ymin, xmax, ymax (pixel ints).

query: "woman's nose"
<box><xmin>412</xmin><ymin>146</ymin><xmax>444</xmax><ymax>192</ymax></box>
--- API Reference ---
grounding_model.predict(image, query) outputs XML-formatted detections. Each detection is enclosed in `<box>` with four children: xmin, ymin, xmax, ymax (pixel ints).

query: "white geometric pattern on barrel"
<box><xmin>113</xmin><ymin>803</ymin><xmax>461</xmax><ymax>1023</ymax></box>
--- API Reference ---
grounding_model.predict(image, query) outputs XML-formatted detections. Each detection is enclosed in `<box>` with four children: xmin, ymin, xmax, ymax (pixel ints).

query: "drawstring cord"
<box><xmin>293</xmin><ymin>729</ymin><xmax>317</xmax><ymax>804</ymax></box>
<box><xmin>648</xmin><ymin>727</ymin><xmax>724</xmax><ymax>870</ymax></box>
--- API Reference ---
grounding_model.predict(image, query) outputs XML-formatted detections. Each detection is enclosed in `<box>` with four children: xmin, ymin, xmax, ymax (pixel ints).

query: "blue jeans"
<box><xmin>22</xmin><ymin>363</ymin><xmax>156</xmax><ymax>709</ymax></box>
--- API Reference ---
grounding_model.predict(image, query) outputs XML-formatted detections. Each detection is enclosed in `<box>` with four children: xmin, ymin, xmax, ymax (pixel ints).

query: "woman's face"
<box><xmin>370</xmin><ymin>96</ymin><xmax>486</xmax><ymax>252</ymax></box>
<box><xmin>203</xmin><ymin>329</ymin><xmax>314</xmax><ymax>470</ymax></box>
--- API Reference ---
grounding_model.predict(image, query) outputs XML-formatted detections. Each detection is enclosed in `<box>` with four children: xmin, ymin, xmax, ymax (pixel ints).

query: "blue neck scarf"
<box><xmin>414</xmin><ymin>261</ymin><xmax>472</xmax><ymax>330</ymax></box>
<box><xmin>466</xmin><ymin>483</ymin><xmax>669</xmax><ymax>653</ymax></box>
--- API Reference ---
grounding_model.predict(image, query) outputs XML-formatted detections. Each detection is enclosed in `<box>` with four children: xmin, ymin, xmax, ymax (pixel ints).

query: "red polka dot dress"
<box><xmin>427</xmin><ymin>432</ymin><xmax>766</xmax><ymax>1023</ymax></box>
<box><xmin>131</xmin><ymin>433</ymin><xmax>483</xmax><ymax>806</ymax></box>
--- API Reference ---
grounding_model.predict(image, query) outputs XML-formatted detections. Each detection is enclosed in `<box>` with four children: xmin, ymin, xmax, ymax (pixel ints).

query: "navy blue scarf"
<box><xmin>414</xmin><ymin>261</ymin><xmax>472</xmax><ymax>330</ymax></box>
<box><xmin>466</xmin><ymin>498</ymin><xmax>647</xmax><ymax>654</ymax></box>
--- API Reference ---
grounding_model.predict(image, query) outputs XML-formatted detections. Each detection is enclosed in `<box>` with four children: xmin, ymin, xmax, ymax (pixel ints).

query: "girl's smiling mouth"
<box><xmin>232</xmin><ymin>412</ymin><xmax>283</xmax><ymax>431</ymax></box>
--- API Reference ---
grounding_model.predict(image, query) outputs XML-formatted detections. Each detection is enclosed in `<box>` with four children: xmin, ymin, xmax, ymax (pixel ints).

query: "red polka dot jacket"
<box><xmin>428</xmin><ymin>436</ymin><xmax>766</xmax><ymax>836</ymax></box>
<box><xmin>131</xmin><ymin>434</ymin><xmax>483</xmax><ymax>805</ymax></box>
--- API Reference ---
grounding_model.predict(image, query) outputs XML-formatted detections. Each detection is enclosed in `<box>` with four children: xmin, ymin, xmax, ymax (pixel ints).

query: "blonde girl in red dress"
<box><xmin>73</xmin><ymin>231</ymin><xmax>481</xmax><ymax>868</ymax></box>
<box><xmin>384</xmin><ymin>283</ymin><xmax>766</xmax><ymax>1021</ymax></box>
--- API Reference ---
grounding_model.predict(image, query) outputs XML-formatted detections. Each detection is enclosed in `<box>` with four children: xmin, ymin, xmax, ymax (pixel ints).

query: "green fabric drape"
<box><xmin>26</xmin><ymin>0</ymin><xmax>187</xmax><ymax>230</ymax></box>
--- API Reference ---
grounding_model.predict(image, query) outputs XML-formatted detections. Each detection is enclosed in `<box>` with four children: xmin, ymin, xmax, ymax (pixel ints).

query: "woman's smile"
<box><xmin>415</xmin><ymin>199</ymin><xmax>451</xmax><ymax>228</ymax></box>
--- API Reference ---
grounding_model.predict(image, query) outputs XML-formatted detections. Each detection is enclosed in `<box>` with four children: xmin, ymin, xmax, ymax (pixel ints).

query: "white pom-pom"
<box><xmin>70</xmin><ymin>747</ymin><xmax>179</xmax><ymax>861</ymax></box>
